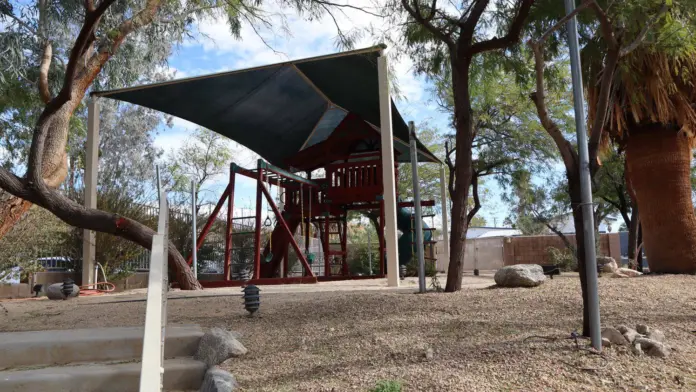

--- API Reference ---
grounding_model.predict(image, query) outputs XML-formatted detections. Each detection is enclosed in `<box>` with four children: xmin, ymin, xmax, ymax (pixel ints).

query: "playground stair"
<box><xmin>0</xmin><ymin>325</ymin><xmax>206</xmax><ymax>392</ymax></box>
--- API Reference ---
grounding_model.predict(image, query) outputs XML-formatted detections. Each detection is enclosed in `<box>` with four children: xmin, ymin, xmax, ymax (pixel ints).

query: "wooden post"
<box><xmin>378</xmin><ymin>54</ymin><xmax>400</xmax><ymax>287</ymax></box>
<box><xmin>82</xmin><ymin>99</ymin><xmax>99</xmax><ymax>288</ymax></box>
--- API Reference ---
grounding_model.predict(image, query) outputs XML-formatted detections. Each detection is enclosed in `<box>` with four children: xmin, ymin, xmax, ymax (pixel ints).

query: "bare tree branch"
<box><xmin>470</xmin><ymin>0</ymin><xmax>534</xmax><ymax>55</ymax></box>
<box><xmin>401</xmin><ymin>0</ymin><xmax>455</xmax><ymax>48</ymax></box>
<box><xmin>531</xmin><ymin>0</ymin><xmax>593</xmax><ymax>45</ymax></box>
<box><xmin>38</xmin><ymin>42</ymin><xmax>52</xmax><ymax>104</ymax></box>
<box><xmin>527</xmin><ymin>41</ymin><xmax>577</xmax><ymax>170</ymax></box>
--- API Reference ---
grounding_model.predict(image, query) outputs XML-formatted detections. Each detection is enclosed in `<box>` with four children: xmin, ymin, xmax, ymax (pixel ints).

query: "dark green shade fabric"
<box><xmin>93</xmin><ymin>46</ymin><xmax>440</xmax><ymax>169</ymax></box>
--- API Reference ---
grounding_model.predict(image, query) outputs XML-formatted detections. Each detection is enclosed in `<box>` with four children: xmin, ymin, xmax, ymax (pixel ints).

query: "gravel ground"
<box><xmin>1</xmin><ymin>274</ymin><xmax>695</xmax><ymax>391</ymax></box>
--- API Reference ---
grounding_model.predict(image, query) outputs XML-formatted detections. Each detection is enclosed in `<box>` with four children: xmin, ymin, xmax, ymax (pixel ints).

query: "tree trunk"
<box><xmin>568</xmin><ymin>174</ymin><xmax>591</xmax><ymax>336</ymax></box>
<box><xmin>445</xmin><ymin>58</ymin><xmax>474</xmax><ymax>293</ymax></box>
<box><xmin>0</xmin><ymin>198</ymin><xmax>33</xmax><ymax>238</ymax></box>
<box><xmin>625</xmin><ymin>127</ymin><xmax>696</xmax><ymax>274</ymax></box>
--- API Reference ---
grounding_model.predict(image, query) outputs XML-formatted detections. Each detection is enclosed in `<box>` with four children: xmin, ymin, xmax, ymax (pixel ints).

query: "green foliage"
<box><xmin>404</xmin><ymin>259</ymin><xmax>437</xmax><ymax>278</ymax></box>
<box><xmin>370</xmin><ymin>380</ymin><xmax>402</xmax><ymax>392</ymax></box>
<box><xmin>0</xmin><ymin>205</ymin><xmax>74</xmax><ymax>281</ymax></box>
<box><xmin>163</xmin><ymin>128</ymin><xmax>234</xmax><ymax>206</ymax></box>
<box><xmin>547</xmin><ymin>246</ymin><xmax>577</xmax><ymax>272</ymax></box>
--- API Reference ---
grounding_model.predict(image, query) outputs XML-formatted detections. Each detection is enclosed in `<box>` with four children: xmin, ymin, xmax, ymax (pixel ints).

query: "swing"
<box><xmin>300</xmin><ymin>185</ymin><xmax>316</xmax><ymax>264</ymax></box>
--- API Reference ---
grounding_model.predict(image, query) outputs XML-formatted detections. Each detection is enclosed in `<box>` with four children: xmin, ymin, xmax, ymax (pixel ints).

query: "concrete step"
<box><xmin>0</xmin><ymin>357</ymin><xmax>206</xmax><ymax>392</ymax></box>
<box><xmin>0</xmin><ymin>325</ymin><xmax>203</xmax><ymax>370</ymax></box>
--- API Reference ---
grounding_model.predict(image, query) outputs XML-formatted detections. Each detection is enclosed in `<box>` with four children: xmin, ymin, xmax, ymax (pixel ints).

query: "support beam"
<box><xmin>409</xmin><ymin>122</ymin><xmax>426</xmax><ymax>293</ymax></box>
<box><xmin>253</xmin><ymin>167</ymin><xmax>263</xmax><ymax>280</ymax></box>
<box><xmin>82</xmin><ymin>99</ymin><xmax>99</xmax><ymax>288</ymax></box>
<box><xmin>439</xmin><ymin>165</ymin><xmax>450</xmax><ymax>269</ymax></box>
<box><xmin>378</xmin><ymin>55</ymin><xmax>400</xmax><ymax>287</ymax></box>
<box><xmin>224</xmin><ymin>168</ymin><xmax>235</xmax><ymax>281</ymax></box>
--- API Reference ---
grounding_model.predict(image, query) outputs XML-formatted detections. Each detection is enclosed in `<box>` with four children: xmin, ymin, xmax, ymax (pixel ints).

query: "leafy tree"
<box><xmin>526</xmin><ymin>0</ymin><xmax>667</xmax><ymax>334</ymax></box>
<box><xmin>163</xmin><ymin>128</ymin><xmax>234</xmax><ymax>207</ymax></box>
<box><xmin>0</xmin><ymin>0</ymin><xmax>357</xmax><ymax>289</ymax></box>
<box><xmin>385</xmin><ymin>0</ymin><xmax>535</xmax><ymax>292</ymax></box>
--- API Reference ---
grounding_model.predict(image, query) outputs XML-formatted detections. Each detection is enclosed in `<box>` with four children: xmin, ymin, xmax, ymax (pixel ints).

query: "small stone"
<box><xmin>602</xmin><ymin>327</ymin><xmax>627</xmax><ymax>345</ymax></box>
<box><xmin>200</xmin><ymin>366</ymin><xmax>237</xmax><ymax>392</ymax></box>
<box><xmin>635</xmin><ymin>337</ymin><xmax>669</xmax><ymax>358</ymax></box>
<box><xmin>424</xmin><ymin>347</ymin><xmax>434</xmax><ymax>360</ymax></box>
<box><xmin>611</xmin><ymin>271</ymin><xmax>630</xmax><ymax>278</ymax></box>
<box><xmin>631</xmin><ymin>343</ymin><xmax>643</xmax><ymax>356</ymax></box>
<box><xmin>195</xmin><ymin>328</ymin><xmax>247</xmax><ymax>367</ymax></box>
<box><xmin>601</xmin><ymin>338</ymin><xmax>612</xmax><ymax>348</ymax></box>
<box><xmin>616</xmin><ymin>325</ymin><xmax>630</xmax><ymax>334</ymax></box>
<box><xmin>330</xmin><ymin>327</ymin><xmax>335</xmax><ymax>332</ymax></box>
<box><xmin>615</xmin><ymin>267</ymin><xmax>642</xmax><ymax>277</ymax></box>
<box><xmin>647</xmin><ymin>329</ymin><xmax>665</xmax><ymax>343</ymax></box>
<box><xmin>636</xmin><ymin>324</ymin><xmax>650</xmax><ymax>335</ymax></box>
<box><xmin>623</xmin><ymin>328</ymin><xmax>641</xmax><ymax>344</ymax></box>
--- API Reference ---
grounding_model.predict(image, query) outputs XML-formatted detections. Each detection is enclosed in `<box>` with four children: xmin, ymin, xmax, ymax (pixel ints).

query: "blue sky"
<box><xmin>152</xmin><ymin>7</ymin><xmax>509</xmax><ymax>228</ymax></box>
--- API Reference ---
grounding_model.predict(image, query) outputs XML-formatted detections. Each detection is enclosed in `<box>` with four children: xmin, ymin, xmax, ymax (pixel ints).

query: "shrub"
<box><xmin>370</xmin><ymin>380</ymin><xmax>402</xmax><ymax>392</ymax></box>
<box><xmin>546</xmin><ymin>246</ymin><xmax>577</xmax><ymax>272</ymax></box>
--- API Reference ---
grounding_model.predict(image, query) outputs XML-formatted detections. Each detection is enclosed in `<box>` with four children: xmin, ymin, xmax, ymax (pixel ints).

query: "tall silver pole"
<box><xmin>408</xmin><ymin>122</ymin><xmax>426</xmax><ymax>293</ymax></box>
<box><xmin>564</xmin><ymin>0</ymin><xmax>601</xmax><ymax>351</ymax></box>
<box><xmin>191</xmin><ymin>180</ymin><xmax>198</xmax><ymax>280</ymax></box>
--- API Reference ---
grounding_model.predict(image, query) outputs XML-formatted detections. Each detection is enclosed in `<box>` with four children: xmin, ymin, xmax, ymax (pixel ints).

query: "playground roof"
<box><xmin>92</xmin><ymin>46</ymin><xmax>441</xmax><ymax>169</ymax></box>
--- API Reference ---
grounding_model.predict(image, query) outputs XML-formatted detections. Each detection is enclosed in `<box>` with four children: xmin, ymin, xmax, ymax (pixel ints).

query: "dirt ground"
<box><xmin>1</xmin><ymin>274</ymin><xmax>695</xmax><ymax>391</ymax></box>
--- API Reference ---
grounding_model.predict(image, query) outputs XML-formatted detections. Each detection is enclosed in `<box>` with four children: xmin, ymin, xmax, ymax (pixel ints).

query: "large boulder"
<box><xmin>195</xmin><ymin>328</ymin><xmax>247</xmax><ymax>367</ymax></box>
<box><xmin>45</xmin><ymin>282</ymin><xmax>80</xmax><ymax>300</ymax></box>
<box><xmin>200</xmin><ymin>367</ymin><xmax>237</xmax><ymax>392</ymax></box>
<box><xmin>635</xmin><ymin>337</ymin><xmax>670</xmax><ymax>358</ymax></box>
<box><xmin>494</xmin><ymin>265</ymin><xmax>546</xmax><ymax>288</ymax></box>
<box><xmin>601</xmin><ymin>327</ymin><xmax>627</xmax><ymax>346</ymax></box>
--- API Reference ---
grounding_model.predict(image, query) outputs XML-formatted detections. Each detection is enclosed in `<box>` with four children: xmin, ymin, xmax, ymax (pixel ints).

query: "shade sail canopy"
<box><xmin>92</xmin><ymin>46</ymin><xmax>440</xmax><ymax>169</ymax></box>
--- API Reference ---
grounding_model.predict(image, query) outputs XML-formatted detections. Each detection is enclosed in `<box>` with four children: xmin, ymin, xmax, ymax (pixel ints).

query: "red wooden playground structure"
<box><xmin>93</xmin><ymin>46</ymin><xmax>445</xmax><ymax>287</ymax></box>
<box><xmin>188</xmin><ymin>114</ymin><xmax>438</xmax><ymax>287</ymax></box>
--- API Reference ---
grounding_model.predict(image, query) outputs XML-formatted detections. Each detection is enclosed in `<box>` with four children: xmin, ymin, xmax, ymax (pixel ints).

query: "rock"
<box><xmin>635</xmin><ymin>337</ymin><xmax>669</xmax><ymax>358</ymax></box>
<box><xmin>601</xmin><ymin>338</ymin><xmax>612</xmax><ymax>348</ymax></box>
<box><xmin>200</xmin><ymin>366</ymin><xmax>237</xmax><ymax>392</ymax></box>
<box><xmin>616</xmin><ymin>325</ymin><xmax>630</xmax><ymax>334</ymax></box>
<box><xmin>647</xmin><ymin>329</ymin><xmax>665</xmax><ymax>343</ymax></box>
<box><xmin>597</xmin><ymin>257</ymin><xmax>618</xmax><ymax>273</ymax></box>
<box><xmin>45</xmin><ymin>283</ymin><xmax>80</xmax><ymax>300</ymax></box>
<box><xmin>623</xmin><ymin>328</ymin><xmax>641</xmax><ymax>344</ymax></box>
<box><xmin>424</xmin><ymin>347</ymin><xmax>434</xmax><ymax>361</ymax></box>
<box><xmin>636</xmin><ymin>324</ymin><xmax>650</xmax><ymax>335</ymax></box>
<box><xmin>601</xmin><ymin>327</ymin><xmax>627</xmax><ymax>345</ymax></box>
<box><xmin>611</xmin><ymin>271</ymin><xmax>630</xmax><ymax>278</ymax></box>
<box><xmin>195</xmin><ymin>328</ymin><xmax>247</xmax><ymax>367</ymax></box>
<box><xmin>494</xmin><ymin>265</ymin><xmax>546</xmax><ymax>288</ymax></box>
<box><xmin>631</xmin><ymin>343</ymin><xmax>644</xmax><ymax>356</ymax></box>
<box><xmin>615</xmin><ymin>267</ymin><xmax>643</xmax><ymax>277</ymax></box>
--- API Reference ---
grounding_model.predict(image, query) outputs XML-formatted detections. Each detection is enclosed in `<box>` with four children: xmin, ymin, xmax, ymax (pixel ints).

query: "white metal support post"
<box><xmin>439</xmin><ymin>165</ymin><xmax>450</xmax><ymax>268</ymax></box>
<box><xmin>139</xmin><ymin>180</ymin><xmax>169</xmax><ymax>392</ymax></box>
<box><xmin>82</xmin><ymin>99</ymin><xmax>99</xmax><ymax>288</ymax></box>
<box><xmin>378</xmin><ymin>54</ymin><xmax>400</xmax><ymax>287</ymax></box>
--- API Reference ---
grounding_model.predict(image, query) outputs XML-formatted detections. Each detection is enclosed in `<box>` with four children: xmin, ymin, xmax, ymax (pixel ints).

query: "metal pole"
<box><xmin>367</xmin><ymin>224</ymin><xmax>372</xmax><ymax>275</ymax></box>
<box><xmin>564</xmin><ymin>0</ymin><xmax>601</xmax><ymax>352</ymax></box>
<box><xmin>191</xmin><ymin>180</ymin><xmax>198</xmax><ymax>280</ymax></box>
<box><xmin>409</xmin><ymin>122</ymin><xmax>426</xmax><ymax>293</ymax></box>
<box><xmin>83</xmin><ymin>99</ymin><xmax>99</xmax><ymax>289</ymax></box>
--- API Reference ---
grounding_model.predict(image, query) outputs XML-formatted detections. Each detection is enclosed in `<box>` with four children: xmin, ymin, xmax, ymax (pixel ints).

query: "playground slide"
<box><xmin>396</xmin><ymin>207</ymin><xmax>433</xmax><ymax>266</ymax></box>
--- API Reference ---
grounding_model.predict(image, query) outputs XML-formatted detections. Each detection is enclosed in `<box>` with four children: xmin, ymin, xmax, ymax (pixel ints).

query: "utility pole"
<box><xmin>564</xmin><ymin>0</ymin><xmax>602</xmax><ymax>352</ymax></box>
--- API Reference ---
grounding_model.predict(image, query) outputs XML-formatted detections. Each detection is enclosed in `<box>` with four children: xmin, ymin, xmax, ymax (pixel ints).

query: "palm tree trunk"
<box><xmin>625</xmin><ymin>127</ymin><xmax>696</xmax><ymax>274</ymax></box>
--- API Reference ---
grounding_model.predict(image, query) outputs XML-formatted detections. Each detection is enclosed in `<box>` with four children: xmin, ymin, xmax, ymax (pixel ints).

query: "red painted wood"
<box><xmin>187</xmin><ymin>184</ymin><xmax>230</xmax><ymax>265</ymax></box>
<box><xmin>253</xmin><ymin>167</ymin><xmax>263</xmax><ymax>279</ymax></box>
